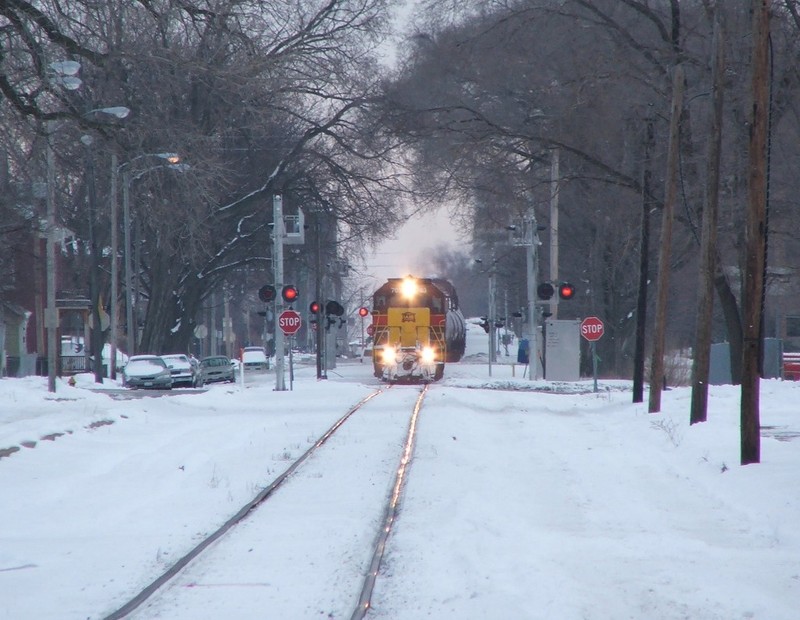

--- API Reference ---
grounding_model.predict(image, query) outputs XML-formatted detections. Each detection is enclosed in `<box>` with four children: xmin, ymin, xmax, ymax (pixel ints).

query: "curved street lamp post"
<box><xmin>115</xmin><ymin>154</ymin><xmax>184</xmax><ymax>358</ymax></box>
<box><xmin>44</xmin><ymin>58</ymin><xmax>129</xmax><ymax>389</ymax></box>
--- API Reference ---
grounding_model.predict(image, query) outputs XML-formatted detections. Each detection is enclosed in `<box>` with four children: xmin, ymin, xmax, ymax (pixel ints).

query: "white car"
<box><xmin>122</xmin><ymin>355</ymin><xmax>173</xmax><ymax>390</ymax></box>
<box><xmin>242</xmin><ymin>348</ymin><xmax>269</xmax><ymax>372</ymax></box>
<box><xmin>161</xmin><ymin>353</ymin><xmax>203</xmax><ymax>388</ymax></box>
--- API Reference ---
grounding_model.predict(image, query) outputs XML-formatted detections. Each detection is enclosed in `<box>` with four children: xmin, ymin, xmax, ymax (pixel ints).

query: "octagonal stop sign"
<box><xmin>279</xmin><ymin>309</ymin><xmax>302</xmax><ymax>336</ymax></box>
<box><xmin>580</xmin><ymin>316</ymin><xmax>604</xmax><ymax>342</ymax></box>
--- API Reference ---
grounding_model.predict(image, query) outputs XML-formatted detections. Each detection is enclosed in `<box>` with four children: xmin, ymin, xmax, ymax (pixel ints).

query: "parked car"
<box><xmin>199</xmin><ymin>355</ymin><xmax>235</xmax><ymax>384</ymax></box>
<box><xmin>242</xmin><ymin>347</ymin><xmax>269</xmax><ymax>372</ymax></box>
<box><xmin>122</xmin><ymin>355</ymin><xmax>173</xmax><ymax>389</ymax></box>
<box><xmin>161</xmin><ymin>353</ymin><xmax>203</xmax><ymax>388</ymax></box>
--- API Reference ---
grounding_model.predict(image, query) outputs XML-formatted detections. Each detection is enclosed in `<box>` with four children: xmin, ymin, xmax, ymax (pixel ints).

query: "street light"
<box><xmin>44</xmin><ymin>60</ymin><xmax>81</xmax><ymax>392</ymax></box>
<box><xmin>43</xmin><ymin>55</ymin><xmax>130</xmax><ymax>390</ymax></box>
<box><xmin>117</xmin><ymin>154</ymin><xmax>186</xmax><ymax>356</ymax></box>
<box><xmin>77</xmin><ymin>108</ymin><xmax>130</xmax><ymax>383</ymax></box>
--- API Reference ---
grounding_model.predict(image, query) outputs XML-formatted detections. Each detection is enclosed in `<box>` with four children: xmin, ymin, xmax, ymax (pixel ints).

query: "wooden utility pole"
<box><xmin>648</xmin><ymin>64</ymin><xmax>684</xmax><ymax>413</ymax></box>
<box><xmin>690</xmin><ymin>16</ymin><xmax>725</xmax><ymax>425</ymax></box>
<box><xmin>741</xmin><ymin>0</ymin><xmax>770</xmax><ymax>465</ymax></box>
<box><xmin>632</xmin><ymin>117</ymin><xmax>654</xmax><ymax>404</ymax></box>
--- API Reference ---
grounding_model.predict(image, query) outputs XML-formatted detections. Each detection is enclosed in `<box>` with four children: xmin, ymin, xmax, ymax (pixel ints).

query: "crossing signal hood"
<box><xmin>281</xmin><ymin>285</ymin><xmax>299</xmax><ymax>303</ymax></box>
<box><xmin>536</xmin><ymin>282</ymin><xmax>555</xmax><ymax>300</ymax></box>
<box><xmin>258</xmin><ymin>284</ymin><xmax>276</xmax><ymax>303</ymax></box>
<box><xmin>325</xmin><ymin>300</ymin><xmax>344</xmax><ymax>316</ymax></box>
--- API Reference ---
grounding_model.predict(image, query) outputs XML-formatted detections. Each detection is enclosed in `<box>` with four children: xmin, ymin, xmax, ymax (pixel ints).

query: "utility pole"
<box><xmin>633</xmin><ymin>117</ymin><xmax>654</xmax><ymax>404</ymax></box>
<box><xmin>83</xmin><ymin>136</ymin><xmax>104</xmax><ymax>384</ymax></box>
<box><xmin>741</xmin><ymin>0</ymin><xmax>770</xmax><ymax>465</ymax></box>
<box><xmin>690</xmin><ymin>16</ymin><xmax>725</xmax><ymax>425</ymax></box>
<box><xmin>488</xmin><ymin>269</ymin><xmax>496</xmax><ymax>374</ymax></box>
<box><xmin>525</xmin><ymin>208</ymin><xmax>539</xmax><ymax>380</ymax></box>
<box><xmin>315</xmin><ymin>213</ymin><xmax>325</xmax><ymax>379</ymax></box>
<box><xmin>224</xmin><ymin>296</ymin><xmax>232</xmax><ymax>359</ymax></box>
<box><xmin>273</xmin><ymin>194</ymin><xmax>286</xmax><ymax>391</ymax></box>
<box><xmin>549</xmin><ymin>148</ymin><xmax>560</xmax><ymax>320</ymax></box>
<box><xmin>109</xmin><ymin>154</ymin><xmax>119</xmax><ymax>379</ymax></box>
<box><xmin>648</xmin><ymin>64</ymin><xmax>684</xmax><ymax>413</ymax></box>
<box><xmin>122</xmin><ymin>170</ymin><xmax>135</xmax><ymax>357</ymax></box>
<box><xmin>45</xmin><ymin>121</ymin><xmax>58</xmax><ymax>392</ymax></box>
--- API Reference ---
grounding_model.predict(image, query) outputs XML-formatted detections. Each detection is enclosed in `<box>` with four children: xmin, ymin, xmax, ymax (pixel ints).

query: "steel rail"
<box><xmin>350</xmin><ymin>383</ymin><xmax>429</xmax><ymax>619</ymax></box>
<box><xmin>103</xmin><ymin>388</ymin><xmax>385</xmax><ymax>620</ymax></box>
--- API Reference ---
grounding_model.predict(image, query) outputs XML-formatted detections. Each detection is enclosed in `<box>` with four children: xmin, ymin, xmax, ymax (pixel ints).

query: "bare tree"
<box><xmin>0</xmin><ymin>0</ymin><xmax>410</xmax><ymax>355</ymax></box>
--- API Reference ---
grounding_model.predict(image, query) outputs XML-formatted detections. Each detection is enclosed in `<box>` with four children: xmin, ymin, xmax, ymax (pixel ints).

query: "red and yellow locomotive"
<box><xmin>367</xmin><ymin>276</ymin><xmax>466</xmax><ymax>382</ymax></box>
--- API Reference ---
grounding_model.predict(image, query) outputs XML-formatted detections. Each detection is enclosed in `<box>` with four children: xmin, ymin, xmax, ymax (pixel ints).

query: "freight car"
<box><xmin>367</xmin><ymin>275</ymin><xmax>466</xmax><ymax>382</ymax></box>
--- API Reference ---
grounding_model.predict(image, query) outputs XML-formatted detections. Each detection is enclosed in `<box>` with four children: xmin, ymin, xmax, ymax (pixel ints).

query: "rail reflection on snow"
<box><xmin>350</xmin><ymin>383</ymin><xmax>428</xmax><ymax>620</ymax></box>
<box><xmin>102</xmin><ymin>388</ymin><xmax>386</xmax><ymax>620</ymax></box>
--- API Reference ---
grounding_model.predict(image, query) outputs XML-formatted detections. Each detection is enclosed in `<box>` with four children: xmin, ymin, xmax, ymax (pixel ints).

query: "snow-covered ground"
<box><xmin>1</xmin><ymin>327</ymin><xmax>799</xmax><ymax>619</ymax></box>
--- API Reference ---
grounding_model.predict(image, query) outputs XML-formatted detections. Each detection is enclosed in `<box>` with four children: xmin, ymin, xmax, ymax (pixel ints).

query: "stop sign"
<box><xmin>580</xmin><ymin>316</ymin><xmax>604</xmax><ymax>342</ymax></box>
<box><xmin>278</xmin><ymin>309</ymin><xmax>302</xmax><ymax>335</ymax></box>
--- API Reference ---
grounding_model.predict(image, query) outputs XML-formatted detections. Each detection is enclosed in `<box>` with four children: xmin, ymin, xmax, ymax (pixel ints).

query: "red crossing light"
<box><xmin>558</xmin><ymin>282</ymin><xmax>576</xmax><ymax>300</ymax></box>
<box><xmin>358</xmin><ymin>306</ymin><xmax>369</xmax><ymax>317</ymax></box>
<box><xmin>309</xmin><ymin>301</ymin><xmax>321</xmax><ymax>314</ymax></box>
<box><xmin>281</xmin><ymin>285</ymin><xmax>299</xmax><ymax>303</ymax></box>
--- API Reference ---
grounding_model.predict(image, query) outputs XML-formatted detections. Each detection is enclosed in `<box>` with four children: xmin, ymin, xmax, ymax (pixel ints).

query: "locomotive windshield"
<box><xmin>374</xmin><ymin>290</ymin><xmax>443</xmax><ymax>312</ymax></box>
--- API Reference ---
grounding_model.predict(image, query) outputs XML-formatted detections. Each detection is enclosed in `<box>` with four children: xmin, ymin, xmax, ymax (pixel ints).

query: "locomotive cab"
<box><xmin>370</xmin><ymin>276</ymin><xmax>449</xmax><ymax>382</ymax></box>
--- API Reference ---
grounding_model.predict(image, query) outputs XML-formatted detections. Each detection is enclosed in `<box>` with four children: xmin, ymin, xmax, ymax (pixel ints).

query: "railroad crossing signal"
<box><xmin>537</xmin><ymin>282</ymin><xmax>555</xmax><ymax>300</ymax></box>
<box><xmin>538</xmin><ymin>281</ymin><xmax>576</xmax><ymax>300</ymax></box>
<box><xmin>258</xmin><ymin>284</ymin><xmax>276</xmax><ymax>303</ymax></box>
<box><xmin>358</xmin><ymin>306</ymin><xmax>369</xmax><ymax>317</ymax></box>
<box><xmin>279</xmin><ymin>309</ymin><xmax>302</xmax><ymax>335</ymax></box>
<box><xmin>558</xmin><ymin>282</ymin><xmax>576</xmax><ymax>299</ymax></box>
<box><xmin>580</xmin><ymin>316</ymin><xmax>604</xmax><ymax>342</ymax></box>
<box><xmin>281</xmin><ymin>285</ymin><xmax>299</xmax><ymax>304</ymax></box>
<box><xmin>325</xmin><ymin>300</ymin><xmax>344</xmax><ymax>316</ymax></box>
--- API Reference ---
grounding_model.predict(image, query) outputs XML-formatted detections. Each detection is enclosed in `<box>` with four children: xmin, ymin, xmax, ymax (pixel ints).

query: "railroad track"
<box><xmin>104</xmin><ymin>384</ymin><xmax>429</xmax><ymax>619</ymax></box>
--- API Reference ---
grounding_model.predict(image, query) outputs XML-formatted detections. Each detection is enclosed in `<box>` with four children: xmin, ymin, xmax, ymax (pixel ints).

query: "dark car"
<box><xmin>200</xmin><ymin>355</ymin><xmax>235</xmax><ymax>384</ymax></box>
<box><xmin>122</xmin><ymin>355</ymin><xmax>173</xmax><ymax>389</ymax></box>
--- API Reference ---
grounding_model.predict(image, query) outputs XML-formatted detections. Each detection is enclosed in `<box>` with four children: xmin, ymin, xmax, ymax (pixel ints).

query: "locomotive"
<box><xmin>367</xmin><ymin>275</ymin><xmax>466</xmax><ymax>382</ymax></box>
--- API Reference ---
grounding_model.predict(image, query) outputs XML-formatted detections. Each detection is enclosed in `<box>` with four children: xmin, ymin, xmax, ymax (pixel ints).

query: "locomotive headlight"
<box><xmin>382</xmin><ymin>346</ymin><xmax>397</xmax><ymax>364</ymax></box>
<box><xmin>401</xmin><ymin>276</ymin><xmax>418</xmax><ymax>299</ymax></box>
<box><xmin>420</xmin><ymin>347</ymin><xmax>436</xmax><ymax>364</ymax></box>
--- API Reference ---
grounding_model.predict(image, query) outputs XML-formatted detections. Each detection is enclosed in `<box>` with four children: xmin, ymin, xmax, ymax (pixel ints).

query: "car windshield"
<box><xmin>242</xmin><ymin>351</ymin><xmax>266</xmax><ymax>362</ymax></box>
<box><xmin>127</xmin><ymin>358</ymin><xmax>166</xmax><ymax>372</ymax></box>
<box><xmin>201</xmin><ymin>357</ymin><xmax>227</xmax><ymax>367</ymax></box>
<box><xmin>163</xmin><ymin>355</ymin><xmax>189</xmax><ymax>363</ymax></box>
